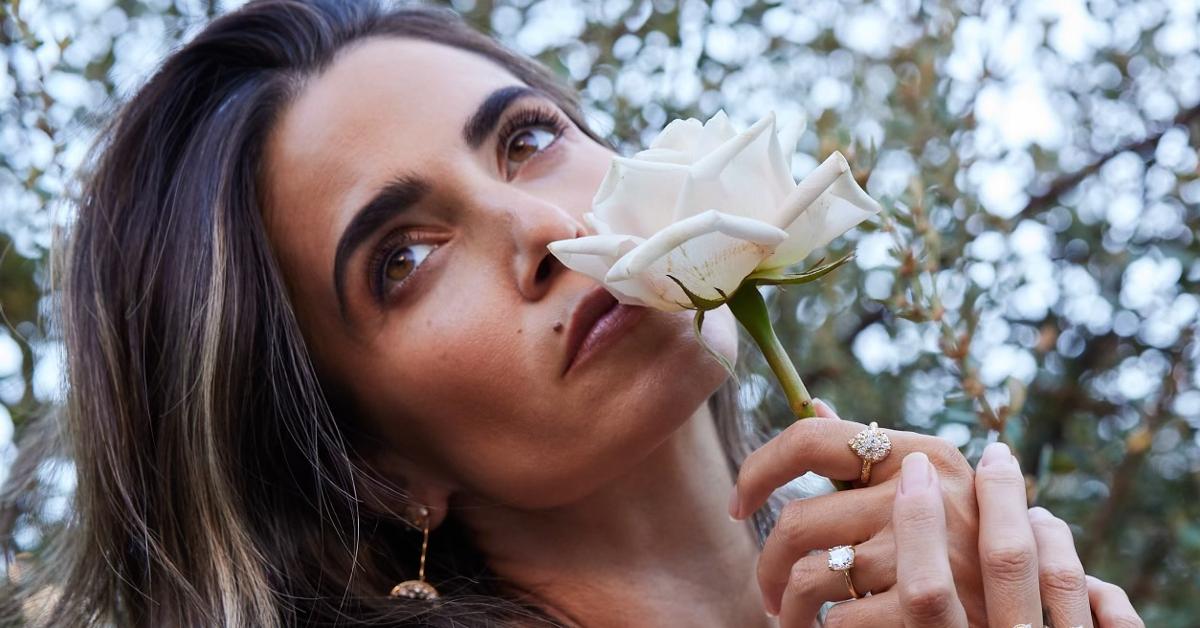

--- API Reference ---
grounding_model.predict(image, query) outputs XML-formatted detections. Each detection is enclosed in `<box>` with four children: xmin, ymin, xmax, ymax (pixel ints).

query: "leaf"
<box><xmin>745</xmin><ymin>253</ymin><xmax>855</xmax><ymax>286</ymax></box>
<box><xmin>691</xmin><ymin>309</ymin><xmax>739</xmax><ymax>385</ymax></box>
<box><xmin>665</xmin><ymin>274</ymin><xmax>727</xmax><ymax>311</ymax></box>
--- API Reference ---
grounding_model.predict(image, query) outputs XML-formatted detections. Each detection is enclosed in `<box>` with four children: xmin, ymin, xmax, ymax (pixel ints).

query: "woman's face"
<box><xmin>260</xmin><ymin>37</ymin><xmax>738</xmax><ymax>510</ymax></box>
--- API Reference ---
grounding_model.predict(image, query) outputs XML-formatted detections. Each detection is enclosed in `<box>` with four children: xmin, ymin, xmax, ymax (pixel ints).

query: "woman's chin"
<box><xmin>625</xmin><ymin>306</ymin><xmax>737</xmax><ymax>373</ymax></box>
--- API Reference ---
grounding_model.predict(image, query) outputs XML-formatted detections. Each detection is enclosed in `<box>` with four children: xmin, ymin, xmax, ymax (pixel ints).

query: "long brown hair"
<box><xmin>0</xmin><ymin>1</ymin><xmax>793</xmax><ymax>625</ymax></box>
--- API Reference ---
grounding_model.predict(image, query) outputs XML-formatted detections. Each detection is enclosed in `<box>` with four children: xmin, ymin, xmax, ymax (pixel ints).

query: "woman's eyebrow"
<box><xmin>333</xmin><ymin>172</ymin><xmax>430</xmax><ymax>326</ymax></box>
<box><xmin>461</xmin><ymin>83</ymin><xmax>550</xmax><ymax>150</ymax></box>
<box><xmin>332</xmin><ymin>83</ymin><xmax>551</xmax><ymax>328</ymax></box>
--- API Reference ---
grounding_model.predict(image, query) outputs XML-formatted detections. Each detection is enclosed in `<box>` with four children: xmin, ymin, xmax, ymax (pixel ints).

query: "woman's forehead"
<box><xmin>265</xmin><ymin>37</ymin><xmax>520</xmax><ymax>194</ymax></box>
<box><xmin>259</xmin><ymin>37</ymin><xmax>521</xmax><ymax>273</ymax></box>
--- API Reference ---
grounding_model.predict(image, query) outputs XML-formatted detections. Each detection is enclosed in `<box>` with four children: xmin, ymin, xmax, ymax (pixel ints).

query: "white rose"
<box><xmin>547</xmin><ymin>109</ymin><xmax>882</xmax><ymax>311</ymax></box>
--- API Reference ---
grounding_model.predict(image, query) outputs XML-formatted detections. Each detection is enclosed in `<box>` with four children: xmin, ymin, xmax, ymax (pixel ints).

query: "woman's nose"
<box><xmin>508</xmin><ymin>198</ymin><xmax>589</xmax><ymax>301</ymax></box>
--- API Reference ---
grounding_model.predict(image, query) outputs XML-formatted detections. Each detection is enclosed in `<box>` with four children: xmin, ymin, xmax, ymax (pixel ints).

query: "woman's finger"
<box><xmin>821</xmin><ymin>590</ymin><xmax>903</xmax><ymax>628</ymax></box>
<box><xmin>892</xmin><ymin>452</ymin><xmax>968</xmax><ymax>628</ymax></box>
<box><xmin>730</xmin><ymin>411</ymin><xmax>969</xmax><ymax>520</ymax></box>
<box><xmin>973</xmin><ymin>442</ymin><xmax>1042</xmax><ymax>628</ymax></box>
<box><xmin>730</xmin><ymin>417</ymin><xmax>877</xmax><ymax>520</ymax></box>
<box><xmin>757</xmin><ymin>483</ymin><xmax>894</xmax><ymax>615</ymax></box>
<box><xmin>775</xmin><ymin>526</ymin><xmax>897</xmax><ymax>623</ymax></box>
<box><xmin>1087</xmin><ymin>575</ymin><xmax>1145</xmax><ymax>628</ymax></box>
<box><xmin>1027</xmin><ymin>507</ymin><xmax>1093</xmax><ymax>628</ymax></box>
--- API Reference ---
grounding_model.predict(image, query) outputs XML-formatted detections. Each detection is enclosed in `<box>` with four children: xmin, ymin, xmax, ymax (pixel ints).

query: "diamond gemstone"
<box><xmin>827</xmin><ymin>545</ymin><xmax>855</xmax><ymax>571</ymax></box>
<box><xmin>849</xmin><ymin>426</ymin><xmax>892</xmax><ymax>462</ymax></box>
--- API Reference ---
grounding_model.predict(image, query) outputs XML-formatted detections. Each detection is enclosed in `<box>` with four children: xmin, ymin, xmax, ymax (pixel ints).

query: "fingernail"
<box><xmin>899</xmin><ymin>452</ymin><xmax>932</xmax><ymax>495</ymax></box>
<box><xmin>1028</xmin><ymin>506</ymin><xmax>1051</xmax><ymax>520</ymax></box>
<box><xmin>728</xmin><ymin>483</ymin><xmax>741</xmax><ymax>520</ymax></box>
<box><xmin>766</xmin><ymin>609</ymin><xmax>778</xmax><ymax>618</ymax></box>
<box><xmin>979</xmin><ymin>441</ymin><xmax>1011</xmax><ymax>467</ymax></box>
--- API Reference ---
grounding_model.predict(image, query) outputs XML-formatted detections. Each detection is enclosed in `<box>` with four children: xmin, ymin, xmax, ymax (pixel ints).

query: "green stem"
<box><xmin>726</xmin><ymin>282</ymin><xmax>853</xmax><ymax>492</ymax></box>
<box><xmin>726</xmin><ymin>283</ymin><xmax>815</xmax><ymax>419</ymax></box>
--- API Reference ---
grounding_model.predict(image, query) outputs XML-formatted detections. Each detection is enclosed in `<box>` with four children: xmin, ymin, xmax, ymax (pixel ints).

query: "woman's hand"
<box><xmin>882</xmin><ymin>446</ymin><xmax>1144</xmax><ymax>628</ymax></box>
<box><xmin>729</xmin><ymin>400</ymin><xmax>987</xmax><ymax>624</ymax></box>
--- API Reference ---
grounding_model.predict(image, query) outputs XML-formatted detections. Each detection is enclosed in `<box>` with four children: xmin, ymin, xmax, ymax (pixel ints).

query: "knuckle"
<box><xmin>923</xmin><ymin>436</ymin><xmax>969</xmax><ymax>469</ymax></box>
<box><xmin>1039</xmin><ymin>565</ymin><xmax>1087</xmax><ymax>597</ymax></box>
<box><xmin>974</xmin><ymin>464</ymin><xmax>1026</xmax><ymax>489</ymax></box>
<box><xmin>900</xmin><ymin>579</ymin><xmax>957</xmax><ymax>622</ymax></box>
<box><xmin>896</xmin><ymin>501</ymin><xmax>942</xmax><ymax>532</ymax></box>
<box><xmin>806</xmin><ymin>427</ymin><xmax>847</xmax><ymax>465</ymax></box>
<box><xmin>775</xmin><ymin>500</ymin><xmax>809</xmax><ymax>546</ymax></box>
<box><xmin>788</xmin><ymin>559</ymin><xmax>817</xmax><ymax>591</ymax></box>
<box><xmin>782</xmin><ymin>417</ymin><xmax>826</xmax><ymax>451</ymax></box>
<box><xmin>822</xmin><ymin>607</ymin><xmax>859</xmax><ymax>628</ymax></box>
<box><xmin>738</xmin><ymin>450</ymin><xmax>763</xmax><ymax>481</ymax></box>
<box><xmin>982</xmin><ymin>542</ymin><xmax>1037</xmax><ymax>582</ymax></box>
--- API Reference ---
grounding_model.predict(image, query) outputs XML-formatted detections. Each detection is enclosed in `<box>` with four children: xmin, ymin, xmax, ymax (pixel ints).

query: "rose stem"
<box><xmin>727</xmin><ymin>283</ymin><xmax>853</xmax><ymax>492</ymax></box>
<box><xmin>726</xmin><ymin>283</ymin><xmax>815</xmax><ymax>420</ymax></box>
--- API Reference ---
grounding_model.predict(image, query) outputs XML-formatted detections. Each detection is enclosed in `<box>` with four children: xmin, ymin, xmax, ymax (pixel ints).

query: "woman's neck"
<box><xmin>454</xmin><ymin>401</ymin><xmax>776</xmax><ymax>627</ymax></box>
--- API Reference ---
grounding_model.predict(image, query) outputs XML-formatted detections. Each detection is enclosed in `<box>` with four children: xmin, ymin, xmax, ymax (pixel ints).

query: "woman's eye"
<box><xmin>371</xmin><ymin>239</ymin><xmax>438</xmax><ymax>302</ymax></box>
<box><xmin>503</xmin><ymin>125</ymin><xmax>562</xmax><ymax>178</ymax></box>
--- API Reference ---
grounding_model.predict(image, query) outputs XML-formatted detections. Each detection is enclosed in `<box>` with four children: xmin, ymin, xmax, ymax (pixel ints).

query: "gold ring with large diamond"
<box><xmin>847</xmin><ymin>421</ymin><xmax>892</xmax><ymax>485</ymax></box>
<box><xmin>826</xmin><ymin>545</ymin><xmax>861</xmax><ymax>599</ymax></box>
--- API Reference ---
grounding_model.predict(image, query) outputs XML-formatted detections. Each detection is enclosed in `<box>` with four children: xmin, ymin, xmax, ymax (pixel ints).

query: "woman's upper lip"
<box><xmin>562</xmin><ymin>285</ymin><xmax>619</xmax><ymax>375</ymax></box>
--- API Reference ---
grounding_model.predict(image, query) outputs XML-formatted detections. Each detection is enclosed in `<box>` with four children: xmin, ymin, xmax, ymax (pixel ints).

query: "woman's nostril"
<box><xmin>535</xmin><ymin>254</ymin><xmax>556</xmax><ymax>283</ymax></box>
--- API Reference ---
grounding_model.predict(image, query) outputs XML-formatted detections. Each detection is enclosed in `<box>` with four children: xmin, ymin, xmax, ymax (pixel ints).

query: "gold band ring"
<box><xmin>826</xmin><ymin>545</ymin><xmax>861</xmax><ymax>600</ymax></box>
<box><xmin>847</xmin><ymin>421</ymin><xmax>892</xmax><ymax>485</ymax></box>
<box><xmin>841</xmin><ymin>570</ymin><xmax>859</xmax><ymax>599</ymax></box>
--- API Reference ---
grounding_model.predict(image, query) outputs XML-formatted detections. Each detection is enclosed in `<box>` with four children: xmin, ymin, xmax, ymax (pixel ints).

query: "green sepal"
<box><xmin>665</xmin><ymin>274</ymin><xmax>728</xmax><ymax>311</ymax></box>
<box><xmin>744</xmin><ymin>252</ymin><xmax>855</xmax><ymax>286</ymax></box>
<box><xmin>690</xmin><ymin>309</ymin><xmax>739</xmax><ymax>386</ymax></box>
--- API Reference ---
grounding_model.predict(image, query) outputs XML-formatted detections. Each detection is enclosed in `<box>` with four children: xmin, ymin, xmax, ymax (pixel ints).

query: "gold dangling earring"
<box><xmin>389</xmin><ymin>504</ymin><xmax>440</xmax><ymax>600</ymax></box>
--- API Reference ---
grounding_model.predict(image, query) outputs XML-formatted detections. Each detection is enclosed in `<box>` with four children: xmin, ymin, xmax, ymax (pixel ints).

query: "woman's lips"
<box><xmin>562</xmin><ymin>287</ymin><xmax>649</xmax><ymax>376</ymax></box>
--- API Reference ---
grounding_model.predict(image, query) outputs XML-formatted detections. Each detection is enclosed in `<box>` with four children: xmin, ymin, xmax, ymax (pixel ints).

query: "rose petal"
<box><xmin>605</xmin><ymin>276</ymin><xmax>684</xmax><ymax>310</ymax></box>
<box><xmin>546</xmin><ymin>234</ymin><xmax>664</xmax><ymax>307</ymax></box>
<box><xmin>583</xmin><ymin>212</ymin><xmax>612</xmax><ymax>235</ymax></box>
<box><xmin>690</xmin><ymin>110</ymin><xmax>776</xmax><ymax>180</ymax></box>
<box><xmin>605</xmin><ymin>209</ymin><xmax>786</xmax><ymax>302</ymax></box>
<box><xmin>648</xmin><ymin>117</ymin><xmax>704</xmax><ymax>153</ymax></box>
<box><xmin>633</xmin><ymin>148</ymin><xmax>694</xmax><ymax>165</ymax></box>
<box><xmin>672</xmin><ymin>112</ymin><xmax>792</xmax><ymax>223</ymax></box>
<box><xmin>776</xmin><ymin>114</ymin><xmax>806</xmax><ymax>162</ymax></box>
<box><xmin>693</xmin><ymin>109</ymin><xmax>738</xmax><ymax>157</ymax></box>
<box><xmin>759</xmin><ymin>151</ymin><xmax>882</xmax><ymax>270</ymax></box>
<box><xmin>766</xmin><ymin>115</ymin><xmax>802</xmax><ymax>195</ymax></box>
<box><xmin>591</xmin><ymin>155</ymin><xmax>690</xmax><ymax>237</ymax></box>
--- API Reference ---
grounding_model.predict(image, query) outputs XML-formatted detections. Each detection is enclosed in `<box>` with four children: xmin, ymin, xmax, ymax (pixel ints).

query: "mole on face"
<box><xmin>552</xmin><ymin>321</ymin><xmax>564</xmax><ymax>332</ymax></box>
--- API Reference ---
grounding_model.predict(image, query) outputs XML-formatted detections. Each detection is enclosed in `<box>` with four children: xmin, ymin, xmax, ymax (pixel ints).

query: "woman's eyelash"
<box><xmin>495</xmin><ymin>103</ymin><xmax>568</xmax><ymax>167</ymax></box>
<box><xmin>366</xmin><ymin>228</ymin><xmax>437</xmax><ymax>303</ymax></box>
<box><xmin>364</xmin><ymin>105</ymin><xmax>567</xmax><ymax>304</ymax></box>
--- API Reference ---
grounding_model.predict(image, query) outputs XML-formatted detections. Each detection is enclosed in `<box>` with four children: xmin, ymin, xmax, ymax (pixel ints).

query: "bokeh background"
<box><xmin>2</xmin><ymin>0</ymin><xmax>1197</xmax><ymax>622</ymax></box>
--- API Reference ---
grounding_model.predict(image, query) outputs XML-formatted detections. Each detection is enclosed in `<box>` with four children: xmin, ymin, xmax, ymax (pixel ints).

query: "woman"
<box><xmin>0</xmin><ymin>0</ymin><xmax>1143</xmax><ymax>626</ymax></box>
